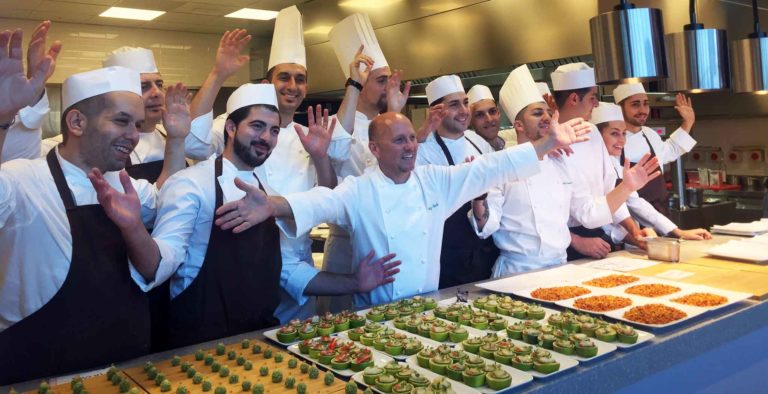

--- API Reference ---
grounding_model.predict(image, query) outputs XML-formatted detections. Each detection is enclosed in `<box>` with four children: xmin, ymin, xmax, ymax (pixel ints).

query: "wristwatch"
<box><xmin>0</xmin><ymin>117</ymin><xmax>15</xmax><ymax>131</ymax></box>
<box><xmin>345</xmin><ymin>78</ymin><xmax>363</xmax><ymax>92</ymax></box>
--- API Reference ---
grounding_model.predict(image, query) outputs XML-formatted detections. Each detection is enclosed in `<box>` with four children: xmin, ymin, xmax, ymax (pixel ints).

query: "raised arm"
<box><xmin>156</xmin><ymin>82</ymin><xmax>191</xmax><ymax>188</ymax></box>
<box><xmin>387</xmin><ymin>69</ymin><xmax>411</xmax><ymax>114</ymax></box>
<box><xmin>297</xmin><ymin>104</ymin><xmax>338</xmax><ymax>188</ymax></box>
<box><xmin>336</xmin><ymin>45</ymin><xmax>373</xmax><ymax>134</ymax></box>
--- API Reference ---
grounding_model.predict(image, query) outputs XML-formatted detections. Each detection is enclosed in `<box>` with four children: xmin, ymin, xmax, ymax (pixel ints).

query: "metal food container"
<box><xmin>646</xmin><ymin>237</ymin><xmax>681</xmax><ymax>262</ymax></box>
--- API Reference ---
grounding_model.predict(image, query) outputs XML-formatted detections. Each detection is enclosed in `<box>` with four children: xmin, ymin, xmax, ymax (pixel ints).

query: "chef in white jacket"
<box><xmin>614</xmin><ymin>83</ymin><xmax>697</xmax><ymax>214</ymax></box>
<box><xmin>467</xmin><ymin>85</ymin><xmax>507</xmax><ymax>151</ymax></box>
<box><xmin>593</xmin><ymin>102</ymin><xmax>711</xmax><ymax>240</ymax></box>
<box><xmin>213</xmin><ymin>111</ymin><xmax>593</xmax><ymax>307</ymax></box>
<box><xmin>42</xmin><ymin>47</ymin><xmax>213</xmax><ymax>183</ymax></box>
<box><xmin>550</xmin><ymin>63</ymin><xmax>652</xmax><ymax>260</ymax></box>
<box><xmin>0</xmin><ymin>21</ymin><xmax>61</xmax><ymax>164</ymax></box>
<box><xmin>468</xmin><ymin>66</ymin><xmax>658</xmax><ymax>276</ymax></box>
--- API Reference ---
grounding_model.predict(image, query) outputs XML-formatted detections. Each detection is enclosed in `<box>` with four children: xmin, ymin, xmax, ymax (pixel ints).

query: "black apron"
<box><xmin>621</xmin><ymin>132</ymin><xmax>668</xmax><ymax>215</ymax></box>
<box><xmin>433</xmin><ymin>132</ymin><xmax>499</xmax><ymax>288</ymax></box>
<box><xmin>0</xmin><ymin>150</ymin><xmax>150</xmax><ymax>385</ymax></box>
<box><xmin>124</xmin><ymin>128</ymin><xmax>168</xmax><ymax>184</ymax></box>
<box><xmin>166</xmin><ymin>156</ymin><xmax>281</xmax><ymax>348</ymax></box>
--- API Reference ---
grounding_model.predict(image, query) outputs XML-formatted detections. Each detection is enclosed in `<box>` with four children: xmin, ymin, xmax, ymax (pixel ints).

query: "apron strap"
<box><xmin>620</xmin><ymin>130</ymin><xmax>658</xmax><ymax>166</ymax></box>
<box><xmin>433</xmin><ymin>131</ymin><xmax>455</xmax><ymax>166</ymax></box>
<box><xmin>46</xmin><ymin>148</ymin><xmax>76</xmax><ymax>210</ymax></box>
<box><xmin>464</xmin><ymin>136</ymin><xmax>484</xmax><ymax>155</ymax></box>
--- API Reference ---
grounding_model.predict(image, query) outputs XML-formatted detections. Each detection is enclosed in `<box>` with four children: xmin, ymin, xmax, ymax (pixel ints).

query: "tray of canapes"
<box><xmin>336</xmin><ymin>322</ymin><xmax>443</xmax><ymax>361</ymax></box>
<box><xmin>124</xmin><ymin>339</ymin><xmax>348</xmax><ymax>394</ymax></box>
<box><xmin>468</xmin><ymin>295</ymin><xmax>558</xmax><ymax>321</ymax></box>
<box><xmin>360</xmin><ymin>296</ymin><xmax>439</xmax><ymax>322</ymax></box>
<box><xmin>352</xmin><ymin>360</ymin><xmax>471</xmax><ymax>394</ymax></box>
<box><xmin>385</xmin><ymin>313</ymin><xmax>488</xmax><ymax>346</ymax></box>
<box><xmin>287</xmin><ymin>335</ymin><xmax>394</xmax><ymax>377</ymax></box>
<box><xmin>263</xmin><ymin>310</ymin><xmax>366</xmax><ymax>346</ymax></box>
<box><xmin>428</xmin><ymin>299</ymin><xmax>555</xmax><ymax>334</ymax></box>
<box><xmin>405</xmin><ymin>346</ymin><xmax>533</xmax><ymax>393</ymax></box>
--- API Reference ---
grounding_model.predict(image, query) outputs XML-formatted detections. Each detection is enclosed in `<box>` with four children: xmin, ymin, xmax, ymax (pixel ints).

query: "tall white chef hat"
<box><xmin>551</xmin><ymin>62</ymin><xmax>596</xmax><ymax>91</ymax></box>
<box><xmin>467</xmin><ymin>85</ymin><xmax>494</xmax><ymax>106</ymax></box>
<box><xmin>62</xmin><ymin>66</ymin><xmax>141</xmax><ymax>111</ymax></box>
<box><xmin>268</xmin><ymin>6</ymin><xmax>306</xmax><ymax>70</ymax></box>
<box><xmin>536</xmin><ymin>82</ymin><xmax>551</xmax><ymax>97</ymax></box>
<box><xmin>499</xmin><ymin>65</ymin><xmax>543</xmax><ymax>120</ymax></box>
<box><xmin>426</xmin><ymin>75</ymin><xmax>464</xmax><ymax>105</ymax></box>
<box><xmin>102</xmin><ymin>47</ymin><xmax>158</xmax><ymax>74</ymax></box>
<box><xmin>590</xmin><ymin>102</ymin><xmax>625</xmax><ymax>125</ymax></box>
<box><xmin>226</xmin><ymin>83</ymin><xmax>279</xmax><ymax>114</ymax></box>
<box><xmin>613</xmin><ymin>83</ymin><xmax>646</xmax><ymax>103</ymax></box>
<box><xmin>329</xmin><ymin>13</ymin><xmax>388</xmax><ymax>79</ymax></box>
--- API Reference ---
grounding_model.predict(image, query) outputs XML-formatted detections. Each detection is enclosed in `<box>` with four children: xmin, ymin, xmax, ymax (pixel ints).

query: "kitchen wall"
<box><xmin>686</xmin><ymin>117</ymin><xmax>768</xmax><ymax>176</ymax></box>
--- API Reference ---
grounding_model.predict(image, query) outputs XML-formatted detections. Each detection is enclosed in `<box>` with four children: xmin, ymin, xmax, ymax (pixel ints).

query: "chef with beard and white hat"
<box><xmin>415</xmin><ymin>75</ymin><xmax>499</xmax><ymax>288</ymax></box>
<box><xmin>0</xmin><ymin>38</ymin><xmax>190</xmax><ymax>382</ymax></box>
<box><xmin>613</xmin><ymin>83</ymin><xmax>697</xmax><ymax>215</ymax></box>
<box><xmin>467</xmin><ymin>84</ymin><xmax>507</xmax><ymax>152</ymax></box>
<box><xmin>550</xmin><ymin>63</ymin><xmax>655</xmax><ymax>260</ymax></box>
<box><xmin>469</xmin><ymin>66</ymin><xmax>657</xmax><ymax>277</ymax></box>
<box><xmin>41</xmin><ymin>47</ymin><xmax>212</xmax><ymax>184</ymax></box>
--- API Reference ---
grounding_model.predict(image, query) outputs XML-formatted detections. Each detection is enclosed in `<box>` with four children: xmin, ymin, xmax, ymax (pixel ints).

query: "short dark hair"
<box><xmin>264</xmin><ymin>66</ymin><xmax>276</xmax><ymax>82</ymax></box>
<box><xmin>60</xmin><ymin>95</ymin><xmax>106</xmax><ymax>145</ymax></box>
<box><xmin>553</xmin><ymin>87</ymin><xmax>592</xmax><ymax>109</ymax></box>
<box><xmin>595</xmin><ymin>122</ymin><xmax>611</xmax><ymax>133</ymax></box>
<box><xmin>429</xmin><ymin>97</ymin><xmax>444</xmax><ymax>107</ymax></box>
<box><xmin>224</xmin><ymin>104</ymin><xmax>281</xmax><ymax>144</ymax></box>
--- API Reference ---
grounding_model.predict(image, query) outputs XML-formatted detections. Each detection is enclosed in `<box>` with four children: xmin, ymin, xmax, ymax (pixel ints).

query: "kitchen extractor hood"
<box><xmin>731</xmin><ymin>0</ymin><xmax>768</xmax><ymax>94</ymax></box>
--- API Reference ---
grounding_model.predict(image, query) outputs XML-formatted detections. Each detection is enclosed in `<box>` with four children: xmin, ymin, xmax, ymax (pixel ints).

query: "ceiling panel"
<box><xmin>0</xmin><ymin>1</ymin><xmax>45</xmax><ymax>11</ymax></box>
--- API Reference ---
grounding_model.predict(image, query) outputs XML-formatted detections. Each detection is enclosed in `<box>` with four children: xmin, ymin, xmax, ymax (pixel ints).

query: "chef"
<box><xmin>0</xmin><ymin>42</ymin><xmax>189</xmax><ymax>383</ymax></box>
<box><xmin>468</xmin><ymin>66</ymin><xmax>659</xmax><ymax>276</ymax></box>
<box><xmin>467</xmin><ymin>85</ymin><xmax>506</xmax><ymax>152</ymax></box>
<box><xmin>614</xmin><ymin>83</ymin><xmax>697</xmax><ymax>214</ymax></box>
<box><xmin>41</xmin><ymin>47</ymin><xmax>214</xmax><ymax>183</ymax></box>
<box><xmin>214</xmin><ymin>111</ymin><xmax>592</xmax><ymax>307</ymax></box>
<box><xmin>320</xmin><ymin>13</ymin><xmax>411</xmax><ymax>312</ymax></box>
<box><xmin>593</xmin><ymin>102</ymin><xmax>710</xmax><ymax>240</ymax></box>
<box><xmin>0</xmin><ymin>21</ymin><xmax>60</xmax><ymax>164</ymax></box>
<box><xmin>550</xmin><ymin>62</ymin><xmax>652</xmax><ymax>260</ymax></box>
<box><xmin>414</xmin><ymin>75</ymin><xmax>500</xmax><ymax>287</ymax></box>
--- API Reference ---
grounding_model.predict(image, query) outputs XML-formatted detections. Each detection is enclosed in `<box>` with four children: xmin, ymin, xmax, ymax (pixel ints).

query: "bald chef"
<box><xmin>0</xmin><ymin>41</ymin><xmax>190</xmax><ymax>384</ymax></box>
<box><xmin>416</xmin><ymin>75</ymin><xmax>499</xmax><ymax>288</ymax></box>
<box><xmin>613</xmin><ymin>83</ymin><xmax>697</xmax><ymax>214</ymax></box>
<box><xmin>212</xmin><ymin>110</ymin><xmax>592</xmax><ymax>307</ymax></box>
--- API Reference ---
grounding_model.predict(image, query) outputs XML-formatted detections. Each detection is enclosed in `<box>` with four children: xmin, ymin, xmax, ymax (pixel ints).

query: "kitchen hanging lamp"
<box><xmin>664</xmin><ymin>0</ymin><xmax>729</xmax><ymax>92</ymax></box>
<box><xmin>731</xmin><ymin>0</ymin><xmax>768</xmax><ymax>94</ymax></box>
<box><xmin>589</xmin><ymin>0</ymin><xmax>667</xmax><ymax>85</ymax></box>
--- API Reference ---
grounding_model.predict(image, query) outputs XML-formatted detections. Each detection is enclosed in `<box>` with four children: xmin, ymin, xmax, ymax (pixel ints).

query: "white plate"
<box><xmin>336</xmin><ymin>327</ymin><xmax>443</xmax><ymax>361</ymax></box>
<box><xmin>405</xmin><ymin>355</ymin><xmax>533</xmax><ymax>394</ymax></box>
<box><xmin>706</xmin><ymin>240</ymin><xmax>768</xmax><ymax>263</ymax></box>
<box><xmin>286</xmin><ymin>342</ymin><xmax>394</xmax><ymax>377</ymax></box>
<box><xmin>452</xmin><ymin>342</ymin><xmax>578</xmax><ymax>379</ymax></box>
<box><xmin>436</xmin><ymin>299</ymin><xmax>558</xmax><ymax>327</ymax></box>
<box><xmin>352</xmin><ymin>364</ymin><xmax>481</xmax><ymax>394</ymax></box>
<box><xmin>603</xmin><ymin>299</ymin><xmax>708</xmax><ymax>329</ymax></box>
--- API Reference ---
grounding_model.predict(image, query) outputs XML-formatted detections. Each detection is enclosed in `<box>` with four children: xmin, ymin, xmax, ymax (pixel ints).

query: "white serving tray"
<box><xmin>452</xmin><ymin>342</ymin><xmax>578</xmax><ymax>379</ymax></box>
<box><xmin>336</xmin><ymin>327</ymin><xmax>443</xmax><ymax>362</ymax></box>
<box><xmin>352</xmin><ymin>363</ymin><xmax>481</xmax><ymax>394</ymax></box>
<box><xmin>286</xmin><ymin>342</ymin><xmax>394</xmax><ymax>377</ymax></box>
<box><xmin>603</xmin><ymin>299</ymin><xmax>708</xmax><ymax>329</ymax></box>
<box><xmin>436</xmin><ymin>298</ymin><xmax>558</xmax><ymax>327</ymax></box>
<box><xmin>405</xmin><ymin>355</ymin><xmax>533</xmax><ymax>394</ymax></box>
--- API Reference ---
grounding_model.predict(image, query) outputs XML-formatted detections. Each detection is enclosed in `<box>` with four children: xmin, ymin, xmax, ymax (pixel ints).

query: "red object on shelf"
<box><xmin>710</xmin><ymin>152</ymin><xmax>719</xmax><ymax>161</ymax></box>
<box><xmin>752</xmin><ymin>152</ymin><xmax>760</xmax><ymax>160</ymax></box>
<box><xmin>665</xmin><ymin>182</ymin><xmax>741</xmax><ymax>191</ymax></box>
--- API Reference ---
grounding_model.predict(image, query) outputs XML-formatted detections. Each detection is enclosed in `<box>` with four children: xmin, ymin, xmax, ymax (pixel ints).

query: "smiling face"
<box><xmin>75</xmin><ymin>91</ymin><xmax>144</xmax><ymax>172</ymax></box>
<box><xmin>268</xmin><ymin>63</ymin><xmax>307</xmax><ymax>116</ymax></box>
<box><xmin>599</xmin><ymin>120</ymin><xmax>628</xmax><ymax>156</ymax></box>
<box><xmin>140</xmin><ymin>72</ymin><xmax>165</xmax><ymax>126</ymax></box>
<box><xmin>438</xmin><ymin>91</ymin><xmax>470</xmax><ymax>135</ymax></box>
<box><xmin>513</xmin><ymin>102</ymin><xmax>552</xmax><ymax>143</ymax></box>
<box><xmin>361</xmin><ymin>66</ymin><xmax>391</xmax><ymax>113</ymax></box>
<box><xmin>369</xmin><ymin>112</ymin><xmax>419</xmax><ymax>183</ymax></box>
<box><xmin>469</xmin><ymin>99</ymin><xmax>501</xmax><ymax>141</ymax></box>
<box><xmin>225</xmin><ymin>105</ymin><xmax>281</xmax><ymax>169</ymax></box>
<box><xmin>620</xmin><ymin>93</ymin><xmax>649</xmax><ymax>129</ymax></box>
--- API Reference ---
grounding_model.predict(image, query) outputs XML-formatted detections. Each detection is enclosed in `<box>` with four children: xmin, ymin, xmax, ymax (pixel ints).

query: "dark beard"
<box><xmin>376</xmin><ymin>96</ymin><xmax>387</xmax><ymax>113</ymax></box>
<box><xmin>234</xmin><ymin>136</ymin><xmax>270</xmax><ymax>167</ymax></box>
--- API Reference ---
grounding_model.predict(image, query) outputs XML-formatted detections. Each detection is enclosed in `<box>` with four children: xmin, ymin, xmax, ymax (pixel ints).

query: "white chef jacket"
<box><xmin>416</xmin><ymin>130</ymin><xmax>495</xmax><ymax>166</ymax></box>
<box><xmin>330</xmin><ymin>111</ymin><xmax>376</xmax><ymax>179</ymax></box>
<box><xmin>623</xmin><ymin>126</ymin><xmax>696</xmax><ymax>172</ymax></box>
<box><xmin>605</xmin><ymin>156</ymin><xmax>677</xmax><ymax>235</ymax></box>
<box><xmin>498</xmin><ymin>128</ymin><xmax>518</xmax><ymax>148</ymax></box>
<box><xmin>565</xmin><ymin>125</ymin><xmax>631</xmax><ymax>238</ymax></box>
<box><xmin>40</xmin><ymin>114</ymin><xmax>215</xmax><ymax>162</ymax></box>
<box><xmin>0</xmin><ymin>148</ymin><xmax>158</xmax><ymax>331</ymax></box>
<box><xmin>468</xmin><ymin>155</ymin><xmax>613</xmax><ymax>277</ymax></box>
<box><xmin>1</xmin><ymin>92</ymin><xmax>49</xmax><ymax>163</ymax></box>
<box><xmin>150</xmin><ymin>157</ymin><xmax>319</xmax><ymax>323</ymax></box>
<box><xmin>278</xmin><ymin>143</ymin><xmax>541</xmax><ymax>307</ymax></box>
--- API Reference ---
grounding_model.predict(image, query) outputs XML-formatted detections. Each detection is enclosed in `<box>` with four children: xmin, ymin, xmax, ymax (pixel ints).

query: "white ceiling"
<box><xmin>0</xmin><ymin>0</ymin><xmax>307</xmax><ymax>36</ymax></box>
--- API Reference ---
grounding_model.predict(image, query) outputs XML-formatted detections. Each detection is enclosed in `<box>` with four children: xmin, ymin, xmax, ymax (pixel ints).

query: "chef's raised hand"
<box><xmin>350</xmin><ymin>45</ymin><xmax>373</xmax><ymax>86</ymax></box>
<box><xmin>213</xmin><ymin>29</ymin><xmax>251</xmax><ymax>80</ymax></box>
<box><xmin>621</xmin><ymin>153</ymin><xmax>660</xmax><ymax>192</ymax></box>
<box><xmin>162</xmin><ymin>82</ymin><xmax>192</xmax><ymax>140</ymax></box>
<box><xmin>543</xmin><ymin>93</ymin><xmax>558</xmax><ymax>112</ymax></box>
<box><xmin>215</xmin><ymin>177</ymin><xmax>273</xmax><ymax>233</ymax></box>
<box><xmin>355</xmin><ymin>251</ymin><xmax>401</xmax><ymax>292</ymax></box>
<box><xmin>296</xmin><ymin>104</ymin><xmax>336</xmax><ymax>159</ymax></box>
<box><xmin>416</xmin><ymin>103</ymin><xmax>447</xmax><ymax>143</ymax></box>
<box><xmin>675</xmin><ymin>93</ymin><xmax>695</xmax><ymax>132</ymax></box>
<box><xmin>27</xmin><ymin>21</ymin><xmax>61</xmax><ymax>84</ymax></box>
<box><xmin>0</xmin><ymin>26</ymin><xmax>59</xmax><ymax>120</ymax></box>
<box><xmin>387</xmin><ymin>69</ymin><xmax>411</xmax><ymax>113</ymax></box>
<box><xmin>533</xmin><ymin>111</ymin><xmax>590</xmax><ymax>159</ymax></box>
<box><xmin>88</xmin><ymin>169</ymin><xmax>143</xmax><ymax>231</ymax></box>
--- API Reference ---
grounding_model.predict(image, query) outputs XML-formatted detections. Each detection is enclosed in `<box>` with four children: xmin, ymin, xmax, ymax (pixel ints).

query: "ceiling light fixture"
<box><xmin>99</xmin><ymin>7</ymin><xmax>165</xmax><ymax>21</ymax></box>
<box><xmin>731</xmin><ymin>0</ymin><xmax>768</xmax><ymax>93</ymax></box>
<box><xmin>225</xmin><ymin>8</ymin><xmax>279</xmax><ymax>20</ymax></box>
